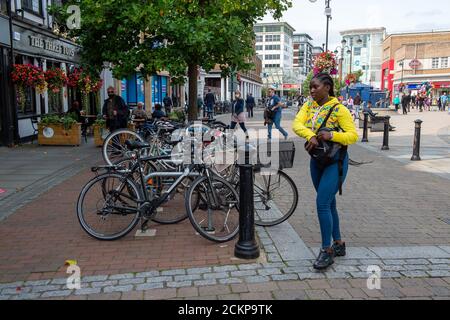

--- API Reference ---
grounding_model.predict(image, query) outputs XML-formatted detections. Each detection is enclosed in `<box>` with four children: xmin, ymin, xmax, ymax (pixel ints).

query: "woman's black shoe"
<box><xmin>313</xmin><ymin>249</ymin><xmax>334</xmax><ymax>270</ymax></box>
<box><xmin>332</xmin><ymin>242</ymin><xmax>346</xmax><ymax>257</ymax></box>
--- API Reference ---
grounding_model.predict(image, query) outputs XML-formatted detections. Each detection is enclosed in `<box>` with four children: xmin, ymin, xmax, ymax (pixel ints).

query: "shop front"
<box><xmin>7</xmin><ymin>20</ymin><xmax>81</xmax><ymax>142</ymax></box>
<box><xmin>0</xmin><ymin>14</ymin><xmax>12</xmax><ymax>146</ymax></box>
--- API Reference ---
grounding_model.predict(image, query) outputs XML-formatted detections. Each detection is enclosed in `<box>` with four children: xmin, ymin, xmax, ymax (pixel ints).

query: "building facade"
<box><xmin>204</xmin><ymin>56</ymin><xmax>263</xmax><ymax>102</ymax></box>
<box><xmin>340</xmin><ymin>28</ymin><xmax>386</xmax><ymax>88</ymax></box>
<box><xmin>254</xmin><ymin>22</ymin><xmax>299</xmax><ymax>96</ymax></box>
<box><xmin>293</xmin><ymin>33</ymin><xmax>314</xmax><ymax>77</ymax></box>
<box><xmin>382</xmin><ymin>30</ymin><xmax>450</xmax><ymax>99</ymax></box>
<box><xmin>0</xmin><ymin>0</ymin><xmax>88</xmax><ymax>145</ymax></box>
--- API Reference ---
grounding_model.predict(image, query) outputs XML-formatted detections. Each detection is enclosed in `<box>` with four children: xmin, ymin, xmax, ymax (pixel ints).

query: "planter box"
<box><xmin>93</xmin><ymin>123</ymin><xmax>136</xmax><ymax>147</ymax></box>
<box><xmin>38</xmin><ymin>123</ymin><xmax>81</xmax><ymax>146</ymax></box>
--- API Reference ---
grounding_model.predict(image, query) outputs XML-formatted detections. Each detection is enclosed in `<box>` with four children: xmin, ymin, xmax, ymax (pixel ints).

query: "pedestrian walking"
<box><xmin>292</xmin><ymin>73</ymin><xmax>358</xmax><ymax>270</ymax></box>
<box><xmin>204</xmin><ymin>89</ymin><xmax>216</xmax><ymax>119</ymax></box>
<box><xmin>393</xmin><ymin>95</ymin><xmax>400</xmax><ymax>112</ymax></box>
<box><xmin>267</xmin><ymin>88</ymin><xmax>289</xmax><ymax>140</ymax></box>
<box><xmin>102</xmin><ymin>86</ymin><xmax>129</xmax><ymax>132</ymax></box>
<box><xmin>353</xmin><ymin>93</ymin><xmax>362</xmax><ymax>117</ymax></box>
<box><xmin>440</xmin><ymin>92</ymin><xmax>448</xmax><ymax>112</ymax></box>
<box><xmin>230</xmin><ymin>90</ymin><xmax>247</xmax><ymax>135</ymax></box>
<box><xmin>163</xmin><ymin>94</ymin><xmax>173</xmax><ymax>115</ymax></box>
<box><xmin>245</xmin><ymin>93</ymin><xmax>255</xmax><ymax>118</ymax></box>
<box><xmin>401</xmin><ymin>94</ymin><xmax>410</xmax><ymax>115</ymax></box>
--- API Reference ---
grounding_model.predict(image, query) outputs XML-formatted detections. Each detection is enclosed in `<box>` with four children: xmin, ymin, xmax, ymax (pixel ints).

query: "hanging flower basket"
<box><xmin>45</xmin><ymin>67</ymin><xmax>68</xmax><ymax>93</ymax></box>
<box><xmin>345</xmin><ymin>73</ymin><xmax>357</xmax><ymax>86</ymax></box>
<box><xmin>313</xmin><ymin>51</ymin><xmax>338</xmax><ymax>76</ymax></box>
<box><xmin>11</xmin><ymin>64</ymin><xmax>47</xmax><ymax>111</ymax></box>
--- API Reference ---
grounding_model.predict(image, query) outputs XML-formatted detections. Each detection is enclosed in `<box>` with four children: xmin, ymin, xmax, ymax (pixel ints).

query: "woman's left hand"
<box><xmin>317</xmin><ymin>131</ymin><xmax>333</xmax><ymax>141</ymax></box>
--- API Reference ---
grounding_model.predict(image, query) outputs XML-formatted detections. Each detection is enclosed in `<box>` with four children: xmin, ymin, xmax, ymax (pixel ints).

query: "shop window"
<box><xmin>121</xmin><ymin>73</ymin><xmax>145</xmax><ymax>108</ymax></box>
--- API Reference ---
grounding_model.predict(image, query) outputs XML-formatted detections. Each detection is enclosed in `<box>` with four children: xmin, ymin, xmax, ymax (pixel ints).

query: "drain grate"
<box><xmin>440</xmin><ymin>218</ymin><xmax>450</xmax><ymax>225</ymax></box>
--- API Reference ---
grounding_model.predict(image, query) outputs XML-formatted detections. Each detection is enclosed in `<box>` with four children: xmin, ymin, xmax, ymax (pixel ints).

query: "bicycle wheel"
<box><xmin>112</xmin><ymin>158</ymin><xmax>189</xmax><ymax>225</ymax></box>
<box><xmin>102</xmin><ymin>129</ymin><xmax>145</xmax><ymax>166</ymax></box>
<box><xmin>253</xmin><ymin>169</ymin><xmax>299</xmax><ymax>227</ymax></box>
<box><xmin>77</xmin><ymin>173</ymin><xmax>142</xmax><ymax>240</ymax></box>
<box><xmin>186</xmin><ymin>175</ymin><xmax>239</xmax><ymax>242</ymax></box>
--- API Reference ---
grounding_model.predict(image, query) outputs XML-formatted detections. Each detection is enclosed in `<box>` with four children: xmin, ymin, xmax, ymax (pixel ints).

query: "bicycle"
<box><xmin>77</xmin><ymin>140</ymin><xmax>240</xmax><ymax>242</ymax></box>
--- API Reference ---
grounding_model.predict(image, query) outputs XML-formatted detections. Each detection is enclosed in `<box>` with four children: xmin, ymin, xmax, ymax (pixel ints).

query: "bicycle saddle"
<box><xmin>125</xmin><ymin>140</ymin><xmax>151</xmax><ymax>150</ymax></box>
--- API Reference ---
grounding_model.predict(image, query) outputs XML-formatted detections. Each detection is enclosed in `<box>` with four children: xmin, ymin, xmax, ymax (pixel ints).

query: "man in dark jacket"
<box><xmin>401</xmin><ymin>94</ymin><xmax>410</xmax><ymax>115</ymax></box>
<box><xmin>353</xmin><ymin>93</ymin><xmax>362</xmax><ymax>116</ymax></box>
<box><xmin>245</xmin><ymin>93</ymin><xmax>256</xmax><ymax>118</ymax></box>
<box><xmin>163</xmin><ymin>94</ymin><xmax>173</xmax><ymax>114</ymax></box>
<box><xmin>102</xmin><ymin>86</ymin><xmax>129</xmax><ymax>132</ymax></box>
<box><xmin>204</xmin><ymin>89</ymin><xmax>216</xmax><ymax>119</ymax></box>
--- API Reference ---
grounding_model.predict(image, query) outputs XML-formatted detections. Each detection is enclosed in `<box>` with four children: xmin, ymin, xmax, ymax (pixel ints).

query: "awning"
<box><xmin>433</xmin><ymin>81</ymin><xmax>450</xmax><ymax>88</ymax></box>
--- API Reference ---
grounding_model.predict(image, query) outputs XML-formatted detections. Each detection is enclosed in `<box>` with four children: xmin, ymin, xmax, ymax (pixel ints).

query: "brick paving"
<box><xmin>0</xmin><ymin>110</ymin><xmax>449</xmax><ymax>300</ymax></box>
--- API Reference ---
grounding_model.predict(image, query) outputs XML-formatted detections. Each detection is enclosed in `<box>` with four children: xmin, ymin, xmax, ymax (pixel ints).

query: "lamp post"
<box><xmin>309</xmin><ymin>0</ymin><xmax>332</xmax><ymax>51</ymax></box>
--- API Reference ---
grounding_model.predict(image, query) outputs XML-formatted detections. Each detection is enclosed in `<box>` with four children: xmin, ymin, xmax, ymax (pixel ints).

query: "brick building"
<box><xmin>382</xmin><ymin>30</ymin><xmax>450</xmax><ymax>99</ymax></box>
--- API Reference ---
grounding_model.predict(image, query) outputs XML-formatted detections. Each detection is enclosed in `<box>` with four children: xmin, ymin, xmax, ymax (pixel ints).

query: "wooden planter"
<box><xmin>38</xmin><ymin>123</ymin><xmax>81</xmax><ymax>146</ymax></box>
<box><xmin>93</xmin><ymin>123</ymin><xmax>137</xmax><ymax>147</ymax></box>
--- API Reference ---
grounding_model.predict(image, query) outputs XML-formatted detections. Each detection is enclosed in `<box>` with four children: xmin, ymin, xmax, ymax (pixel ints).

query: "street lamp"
<box><xmin>309</xmin><ymin>0</ymin><xmax>332</xmax><ymax>51</ymax></box>
<box><xmin>335</xmin><ymin>37</ymin><xmax>362</xmax><ymax>77</ymax></box>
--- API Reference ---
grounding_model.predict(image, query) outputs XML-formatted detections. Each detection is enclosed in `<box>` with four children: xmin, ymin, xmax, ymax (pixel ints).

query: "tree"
<box><xmin>302</xmin><ymin>71</ymin><xmax>313</xmax><ymax>97</ymax></box>
<box><xmin>51</xmin><ymin>0</ymin><xmax>292</xmax><ymax>121</ymax></box>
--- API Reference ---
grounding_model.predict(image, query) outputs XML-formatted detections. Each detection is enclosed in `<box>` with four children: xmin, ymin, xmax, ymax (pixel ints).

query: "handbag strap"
<box><xmin>314</xmin><ymin>103</ymin><xmax>339</xmax><ymax>134</ymax></box>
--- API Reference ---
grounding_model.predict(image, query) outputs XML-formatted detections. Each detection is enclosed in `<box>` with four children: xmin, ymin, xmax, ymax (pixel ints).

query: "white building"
<box><xmin>254</xmin><ymin>22</ymin><xmax>301</xmax><ymax>96</ymax></box>
<box><xmin>339</xmin><ymin>28</ymin><xmax>386</xmax><ymax>88</ymax></box>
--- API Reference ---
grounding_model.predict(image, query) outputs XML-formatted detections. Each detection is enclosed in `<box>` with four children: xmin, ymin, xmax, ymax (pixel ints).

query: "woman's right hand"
<box><xmin>305</xmin><ymin>136</ymin><xmax>319</xmax><ymax>152</ymax></box>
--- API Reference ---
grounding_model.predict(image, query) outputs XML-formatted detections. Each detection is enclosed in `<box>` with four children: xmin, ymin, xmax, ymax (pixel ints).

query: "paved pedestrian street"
<box><xmin>0</xmin><ymin>109</ymin><xmax>449</xmax><ymax>300</ymax></box>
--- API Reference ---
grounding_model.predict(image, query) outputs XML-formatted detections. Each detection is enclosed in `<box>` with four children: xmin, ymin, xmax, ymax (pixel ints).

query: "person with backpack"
<box><xmin>292</xmin><ymin>73</ymin><xmax>358</xmax><ymax>270</ymax></box>
<box><xmin>267</xmin><ymin>88</ymin><xmax>289</xmax><ymax>140</ymax></box>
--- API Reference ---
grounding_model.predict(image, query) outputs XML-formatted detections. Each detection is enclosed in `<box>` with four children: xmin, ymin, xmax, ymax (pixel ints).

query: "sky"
<box><xmin>262</xmin><ymin>0</ymin><xmax>450</xmax><ymax>49</ymax></box>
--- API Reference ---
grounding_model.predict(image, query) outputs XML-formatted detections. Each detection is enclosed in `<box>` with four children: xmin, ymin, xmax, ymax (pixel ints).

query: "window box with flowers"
<box><xmin>37</xmin><ymin>114</ymin><xmax>81</xmax><ymax>146</ymax></box>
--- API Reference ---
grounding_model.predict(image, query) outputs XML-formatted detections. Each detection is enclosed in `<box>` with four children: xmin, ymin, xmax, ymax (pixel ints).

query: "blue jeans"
<box><xmin>310</xmin><ymin>152</ymin><xmax>349</xmax><ymax>249</ymax></box>
<box><xmin>268</xmin><ymin>112</ymin><xmax>288</xmax><ymax>139</ymax></box>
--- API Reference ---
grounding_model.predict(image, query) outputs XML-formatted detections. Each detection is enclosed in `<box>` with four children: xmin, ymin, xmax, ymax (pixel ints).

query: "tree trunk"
<box><xmin>187</xmin><ymin>63</ymin><xmax>198</xmax><ymax>121</ymax></box>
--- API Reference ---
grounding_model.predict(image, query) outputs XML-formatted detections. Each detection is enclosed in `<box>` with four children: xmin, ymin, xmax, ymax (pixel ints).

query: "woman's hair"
<box><xmin>312</xmin><ymin>73</ymin><xmax>335</xmax><ymax>97</ymax></box>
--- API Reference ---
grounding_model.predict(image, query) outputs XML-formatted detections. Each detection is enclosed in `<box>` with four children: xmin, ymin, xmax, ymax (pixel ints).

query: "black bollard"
<box><xmin>362</xmin><ymin>112</ymin><xmax>369</xmax><ymax>143</ymax></box>
<box><xmin>411</xmin><ymin>119</ymin><xmax>423</xmax><ymax>161</ymax></box>
<box><xmin>234</xmin><ymin>141</ymin><xmax>260</xmax><ymax>260</ymax></box>
<box><xmin>381</xmin><ymin>116</ymin><xmax>390</xmax><ymax>151</ymax></box>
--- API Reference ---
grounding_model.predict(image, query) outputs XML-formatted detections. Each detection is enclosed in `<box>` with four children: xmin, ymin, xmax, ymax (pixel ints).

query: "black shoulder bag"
<box><xmin>305</xmin><ymin>104</ymin><xmax>348</xmax><ymax>195</ymax></box>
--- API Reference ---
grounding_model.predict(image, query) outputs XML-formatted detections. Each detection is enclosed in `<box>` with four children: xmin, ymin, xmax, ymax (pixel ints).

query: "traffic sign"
<box><xmin>409</xmin><ymin>59</ymin><xmax>421</xmax><ymax>69</ymax></box>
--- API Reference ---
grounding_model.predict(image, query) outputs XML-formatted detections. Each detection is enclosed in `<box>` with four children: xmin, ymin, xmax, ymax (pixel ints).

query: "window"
<box><xmin>254</xmin><ymin>26</ymin><xmax>263</xmax><ymax>33</ymax></box>
<box><xmin>255</xmin><ymin>35</ymin><xmax>263</xmax><ymax>43</ymax></box>
<box><xmin>265</xmin><ymin>54</ymin><xmax>280</xmax><ymax>60</ymax></box>
<box><xmin>354</xmin><ymin>47</ymin><xmax>362</xmax><ymax>56</ymax></box>
<box><xmin>265</xmin><ymin>25</ymin><xmax>281</xmax><ymax>33</ymax></box>
<box><xmin>265</xmin><ymin>64</ymin><xmax>280</xmax><ymax>68</ymax></box>
<box><xmin>255</xmin><ymin>45</ymin><xmax>263</xmax><ymax>51</ymax></box>
<box><xmin>441</xmin><ymin>57</ymin><xmax>449</xmax><ymax>69</ymax></box>
<box><xmin>265</xmin><ymin>35</ymin><xmax>281</xmax><ymax>42</ymax></box>
<box><xmin>265</xmin><ymin>45</ymin><xmax>280</xmax><ymax>51</ymax></box>
<box><xmin>1</xmin><ymin>0</ymin><xmax>7</xmax><ymax>14</ymax></box>
<box><xmin>22</xmin><ymin>0</ymin><xmax>42</xmax><ymax>15</ymax></box>
<box><xmin>432</xmin><ymin>58</ymin><xmax>439</xmax><ymax>69</ymax></box>
<box><xmin>46</xmin><ymin>61</ymin><xmax>64</xmax><ymax>114</ymax></box>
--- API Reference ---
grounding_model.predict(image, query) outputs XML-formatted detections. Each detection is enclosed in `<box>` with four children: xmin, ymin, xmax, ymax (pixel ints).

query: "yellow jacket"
<box><xmin>292</xmin><ymin>97</ymin><xmax>358</xmax><ymax>146</ymax></box>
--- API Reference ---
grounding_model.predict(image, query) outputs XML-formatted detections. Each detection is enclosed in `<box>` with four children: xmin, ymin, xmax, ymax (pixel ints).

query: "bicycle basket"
<box><xmin>257</xmin><ymin>140</ymin><xmax>296</xmax><ymax>170</ymax></box>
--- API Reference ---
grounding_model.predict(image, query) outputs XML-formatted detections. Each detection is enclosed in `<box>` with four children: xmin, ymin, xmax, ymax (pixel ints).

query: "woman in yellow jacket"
<box><xmin>292</xmin><ymin>73</ymin><xmax>358</xmax><ymax>270</ymax></box>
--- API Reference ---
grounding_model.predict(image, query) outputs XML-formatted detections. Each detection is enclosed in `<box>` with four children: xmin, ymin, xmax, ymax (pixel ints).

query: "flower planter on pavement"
<box><xmin>38</xmin><ymin>123</ymin><xmax>81</xmax><ymax>146</ymax></box>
